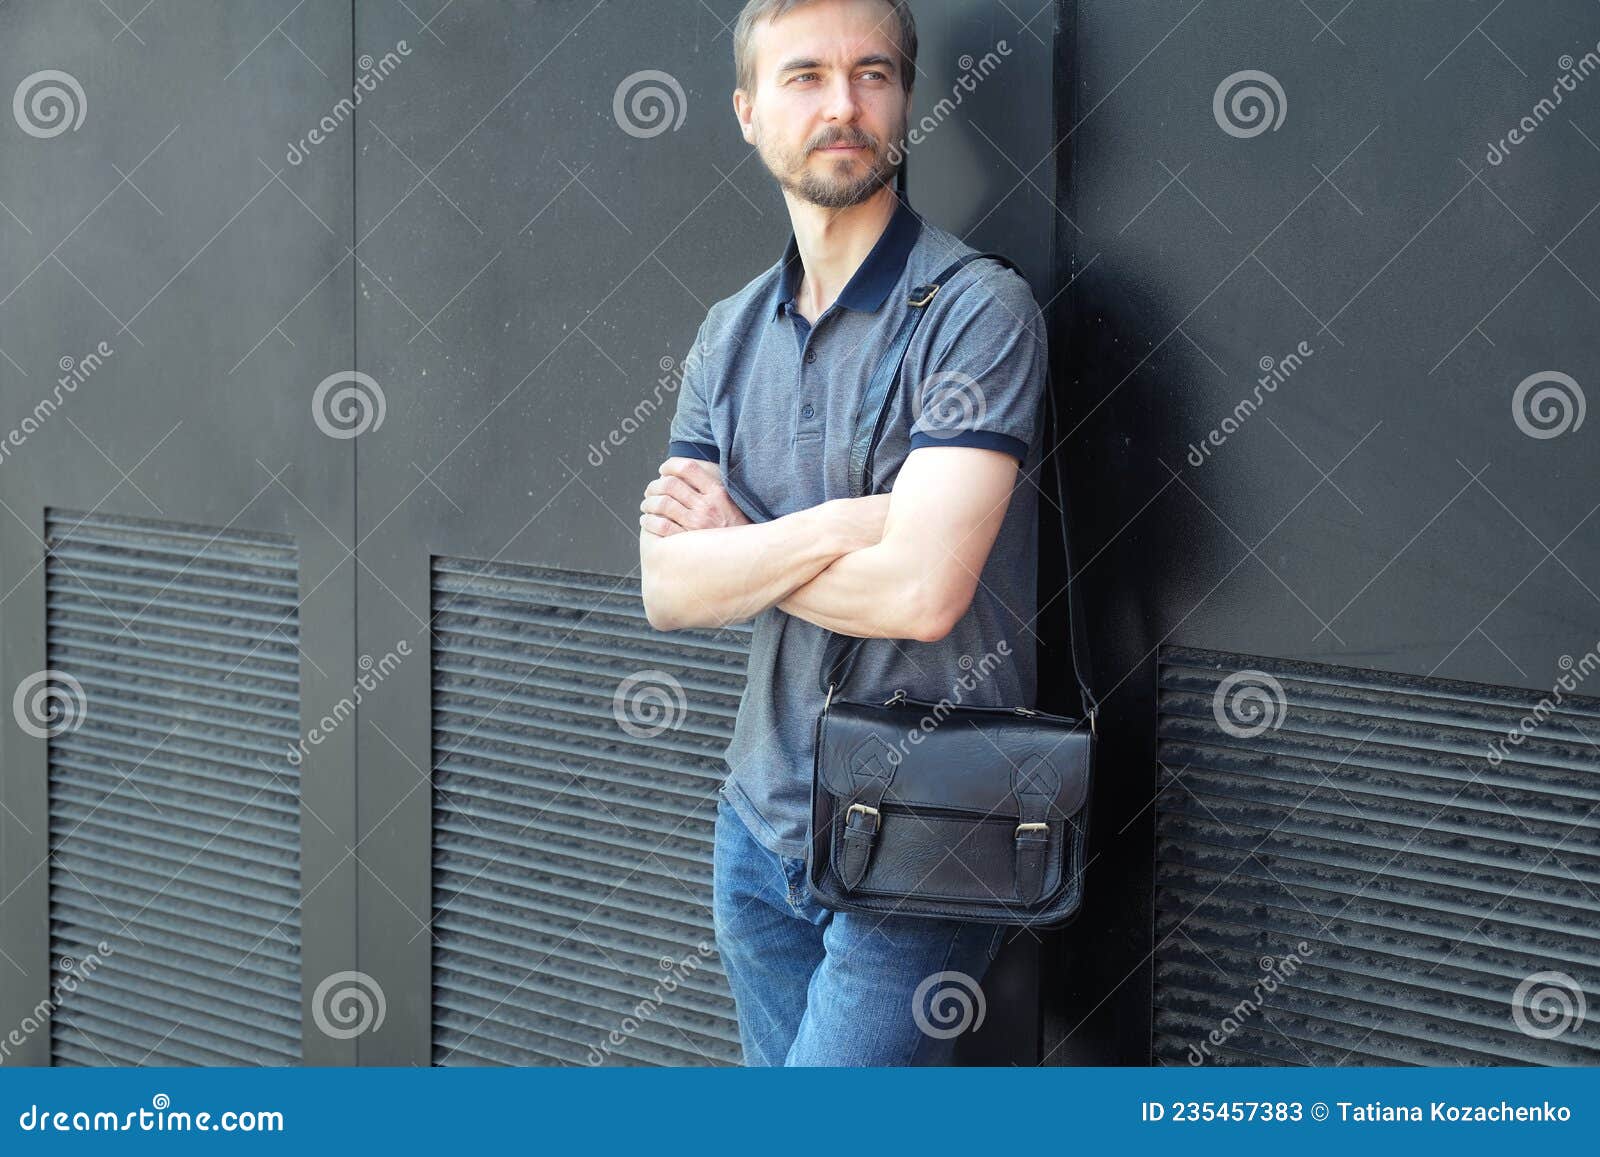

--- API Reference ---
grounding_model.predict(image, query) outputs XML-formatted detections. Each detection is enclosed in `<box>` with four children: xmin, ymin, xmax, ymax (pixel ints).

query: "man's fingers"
<box><xmin>639</xmin><ymin>493</ymin><xmax>694</xmax><ymax>525</ymax></box>
<box><xmin>658</xmin><ymin>456</ymin><xmax>719</xmax><ymax>494</ymax></box>
<box><xmin>640</xmin><ymin>513</ymin><xmax>685</xmax><ymax>537</ymax></box>
<box><xmin>643</xmin><ymin>475</ymin><xmax>697</xmax><ymax>505</ymax></box>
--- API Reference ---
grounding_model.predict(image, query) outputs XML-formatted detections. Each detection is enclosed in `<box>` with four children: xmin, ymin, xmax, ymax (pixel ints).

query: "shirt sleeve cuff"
<box><xmin>668</xmin><ymin>440</ymin><xmax>721</xmax><ymax>463</ymax></box>
<box><xmin>909</xmin><ymin>430</ymin><xmax>1029</xmax><ymax>464</ymax></box>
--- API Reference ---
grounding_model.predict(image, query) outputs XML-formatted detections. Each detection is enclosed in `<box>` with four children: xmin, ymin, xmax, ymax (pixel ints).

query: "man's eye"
<box><xmin>792</xmin><ymin>72</ymin><xmax>818</xmax><ymax>83</ymax></box>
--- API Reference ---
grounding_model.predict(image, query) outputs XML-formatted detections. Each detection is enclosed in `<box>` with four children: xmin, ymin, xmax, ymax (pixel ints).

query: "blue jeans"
<box><xmin>711</xmin><ymin>791</ymin><xmax>1008</xmax><ymax>1066</ymax></box>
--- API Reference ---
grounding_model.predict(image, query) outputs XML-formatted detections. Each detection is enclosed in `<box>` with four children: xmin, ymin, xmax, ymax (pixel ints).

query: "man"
<box><xmin>638</xmin><ymin>0</ymin><xmax>1049</xmax><ymax>1066</ymax></box>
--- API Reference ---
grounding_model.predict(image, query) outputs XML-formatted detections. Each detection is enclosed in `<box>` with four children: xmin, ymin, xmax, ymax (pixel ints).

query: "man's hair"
<box><xmin>733</xmin><ymin>0</ymin><xmax>917</xmax><ymax>97</ymax></box>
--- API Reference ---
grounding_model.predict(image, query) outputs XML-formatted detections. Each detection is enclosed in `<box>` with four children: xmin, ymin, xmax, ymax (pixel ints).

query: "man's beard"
<box><xmin>757</xmin><ymin>117</ymin><xmax>906</xmax><ymax>209</ymax></box>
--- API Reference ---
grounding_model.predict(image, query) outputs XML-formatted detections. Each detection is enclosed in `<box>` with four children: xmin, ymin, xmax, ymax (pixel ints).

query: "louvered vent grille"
<box><xmin>430</xmin><ymin>559</ymin><xmax>746</xmax><ymax>1066</ymax></box>
<box><xmin>43</xmin><ymin>508</ymin><xmax>302</xmax><ymax>1066</ymax></box>
<box><xmin>1153</xmin><ymin>646</ymin><xmax>1600</xmax><ymax>1066</ymax></box>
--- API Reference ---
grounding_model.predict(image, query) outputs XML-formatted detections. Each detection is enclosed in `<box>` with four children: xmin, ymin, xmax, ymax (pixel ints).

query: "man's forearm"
<box><xmin>641</xmin><ymin>503</ymin><xmax>855</xmax><ymax>631</ymax></box>
<box><xmin>776</xmin><ymin>542</ymin><xmax>936</xmax><ymax>642</ymax></box>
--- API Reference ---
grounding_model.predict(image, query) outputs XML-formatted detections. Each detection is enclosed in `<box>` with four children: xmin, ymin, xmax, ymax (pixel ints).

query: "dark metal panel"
<box><xmin>1054</xmin><ymin>0</ymin><xmax>1600</xmax><ymax>1062</ymax></box>
<box><xmin>43</xmin><ymin>509</ymin><xmax>303</xmax><ymax>1066</ymax></box>
<box><xmin>429</xmin><ymin>559</ymin><xmax>745</xmax><ymax>1065</ymax></box>
<box><xmin>1153</xmin><ymin>645</ymin><xmax>1600</xmax><ymax>1066</ymax></box>
<box><xmin>351</xmin><ymin>0</ymin><xmax>1057</xmax><ymax>1065</ymax></box>
<box><xmin>0</xmin><ymin>2</ymin><xmax>357</xmax><ymax>1064</ymax></box>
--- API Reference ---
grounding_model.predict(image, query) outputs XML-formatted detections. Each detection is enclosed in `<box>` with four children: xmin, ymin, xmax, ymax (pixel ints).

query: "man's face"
<box><xmin>741</xmin><ymin>0</ymin><xmax>910</xmax><ymax>210</ymax></box>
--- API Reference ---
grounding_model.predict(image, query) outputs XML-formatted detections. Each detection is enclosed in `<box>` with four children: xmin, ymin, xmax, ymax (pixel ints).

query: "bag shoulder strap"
<box><xmin>816</xmin><ymin>251</ymin><xmax>1098</xmax><ymax>728</ymax></box>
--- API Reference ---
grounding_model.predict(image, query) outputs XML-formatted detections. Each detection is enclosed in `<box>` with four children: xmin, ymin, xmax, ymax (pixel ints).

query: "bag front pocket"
<box><xmin>827</xmin><ymin>800</ymin><xmax>1064</xmax><ymax>905</ymax></box>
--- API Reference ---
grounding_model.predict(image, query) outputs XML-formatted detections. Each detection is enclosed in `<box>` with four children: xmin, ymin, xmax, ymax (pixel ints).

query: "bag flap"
<box><xmin>817</xmin><ymin>698</ymin><xmax>1092</xmax><ymax>819</ymax></box>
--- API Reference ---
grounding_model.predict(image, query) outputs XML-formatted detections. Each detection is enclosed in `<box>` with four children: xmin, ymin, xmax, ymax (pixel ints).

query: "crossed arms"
<box><xmin>637</xmin><ymin>446</ymin><xmax>1020</xmax><ymax>643</ymax></box>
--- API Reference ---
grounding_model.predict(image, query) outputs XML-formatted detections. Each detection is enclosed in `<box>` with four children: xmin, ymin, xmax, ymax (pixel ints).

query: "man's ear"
<box><xmin>732</xmin><ymin>90</ymin><xmax>755</xmax><ymax>145</ymax></box>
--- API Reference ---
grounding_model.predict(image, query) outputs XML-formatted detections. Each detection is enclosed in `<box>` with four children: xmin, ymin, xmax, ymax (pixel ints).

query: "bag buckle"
<box><xmin>1015</xmin><ymin>821</ymin><xmax>1049</xmax><ymax>838</ymax></box>
<box><xmin>846</xmin><ymin>802</ymin><xmax>881</xmax><ymax>834</ymax></box>
<box><xmin>908</xmin><ymin>283</ymin><xmax>940</xmax><ymax>308</ymax></box>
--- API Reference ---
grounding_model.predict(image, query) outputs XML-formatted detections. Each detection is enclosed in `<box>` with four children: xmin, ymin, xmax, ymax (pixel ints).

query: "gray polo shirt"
<box><xmin>666</xmin><ymin>193</ymin><xmax>1048</xmax><ymax>860</ymax></box>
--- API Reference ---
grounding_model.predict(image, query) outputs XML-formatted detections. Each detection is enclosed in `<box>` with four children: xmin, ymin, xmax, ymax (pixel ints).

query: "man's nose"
<box><xmin>821</xmin><ymin>73</ymin><xmax>860</xmax><ymax>123</ymax></box>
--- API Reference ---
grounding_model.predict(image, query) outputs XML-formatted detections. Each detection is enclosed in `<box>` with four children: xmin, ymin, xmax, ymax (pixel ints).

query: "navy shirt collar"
<box><xmin>772</xmin><ymin>192</ymin><xmax>924</xmax><ymax>320</ymax></box>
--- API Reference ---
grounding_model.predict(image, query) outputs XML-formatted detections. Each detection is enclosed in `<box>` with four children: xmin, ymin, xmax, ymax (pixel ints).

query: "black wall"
<box><xmin>1</xmin><ymin>0</ymin><xmax>1595</xmax><ymax>1068</ymax></box>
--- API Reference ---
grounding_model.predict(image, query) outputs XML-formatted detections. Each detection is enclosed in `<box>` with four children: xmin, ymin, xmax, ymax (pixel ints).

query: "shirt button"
<box><xmin>804</xmin><ymin>349</ymin><xmax>817</xmax><ymax>364</ymax></box>
<box><xmin>801</xmin><ymin>404</ymin><xmax>814</xmax><ymax>419</ymax></box>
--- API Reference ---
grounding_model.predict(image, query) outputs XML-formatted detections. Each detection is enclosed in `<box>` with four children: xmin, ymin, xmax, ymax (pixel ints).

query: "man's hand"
<box><xmin>639</xmin><ymin>457</ymin><xmax>753</xmax><ymax>537</ymax></box>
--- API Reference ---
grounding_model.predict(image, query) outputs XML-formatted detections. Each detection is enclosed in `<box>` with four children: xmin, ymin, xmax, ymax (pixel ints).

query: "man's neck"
<box><xmin>784</xmin><ymin>185</ymin><xmax>898</xmax><ymax>324</ymax></box>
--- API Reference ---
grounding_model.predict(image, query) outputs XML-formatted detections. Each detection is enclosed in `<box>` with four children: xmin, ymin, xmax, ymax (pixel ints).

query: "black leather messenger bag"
<box><xmin>803</xmin><ymin>251</ymin><xmax>1099</xmax><ymax>929</ymax></box>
